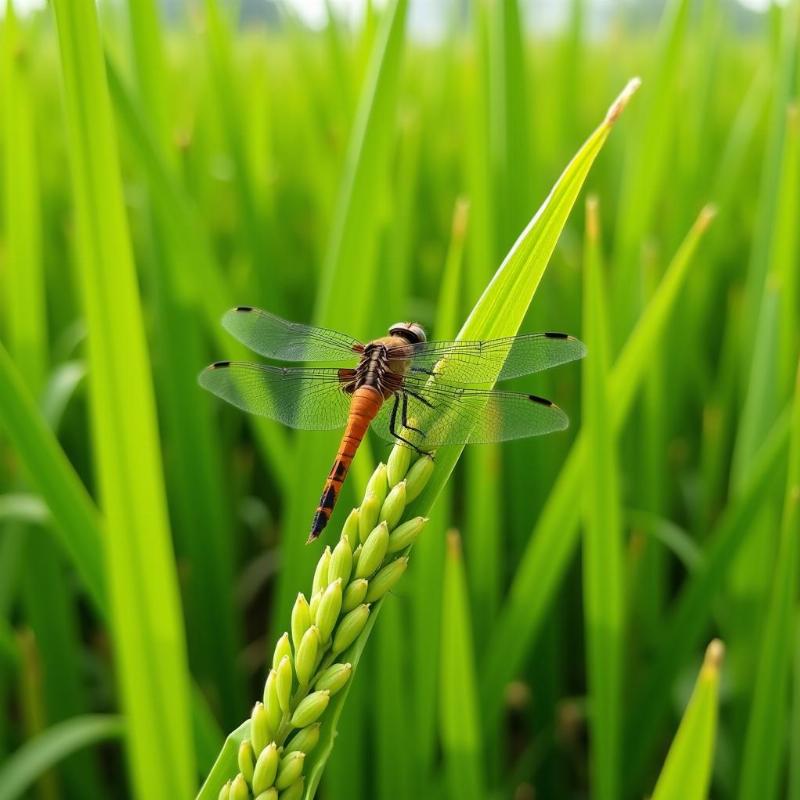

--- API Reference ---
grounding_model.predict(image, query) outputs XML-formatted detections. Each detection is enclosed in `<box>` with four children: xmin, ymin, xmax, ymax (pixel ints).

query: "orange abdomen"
<box><xmin>308</xmin><ymin>385</ymin><xmax>384</xmax><ymax>542</ymax></box>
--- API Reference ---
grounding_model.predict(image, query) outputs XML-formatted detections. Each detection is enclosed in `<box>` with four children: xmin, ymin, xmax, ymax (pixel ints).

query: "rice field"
<box><xmin>0</xmin><ymin>1</ymin><xmax>797</xmax><ymax>798</ymax></box>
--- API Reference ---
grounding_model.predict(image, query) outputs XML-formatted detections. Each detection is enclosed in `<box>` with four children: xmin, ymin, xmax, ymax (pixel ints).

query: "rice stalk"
<box><xmin>203</xmin><ymin>445</ymin><xmax>432</xmax><ymax>800</ymax></box>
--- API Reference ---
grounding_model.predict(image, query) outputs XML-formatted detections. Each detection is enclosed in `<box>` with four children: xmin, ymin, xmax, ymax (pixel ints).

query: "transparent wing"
<box><xmin>372</xmin><ymin>376</ymin><xmax>568</xmax><ymax>447</ymax></box>
<box><xmin>199</xmin><ymin>361</ymin><xmax>352</xmax><ymax>430</ymax></box>
<box><xmin>222</xmin><ymin>306</ymin><xmax>362</xmax><ymax>362</ymax></box>
<box><xmin>389</xmin><ymin>333</ymin><xmax>585</xmax><ymax>384</ymax></box>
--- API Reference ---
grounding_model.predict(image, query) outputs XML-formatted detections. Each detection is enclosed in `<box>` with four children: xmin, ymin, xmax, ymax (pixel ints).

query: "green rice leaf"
<box><xmin>626</xmin><ymin>406</ymin><xmax>791</xmax><ymax>785</ymax></box>
<box><xmin>0</xmin><ymin>344</ymin><xmax>105</xmax><ymax>612</ymax></box>
<box><xmin>737</xmin><ymin>361</ymin><xmax>800</xmax><ymax>799</ymax></box>
<box><xmin>581</xmin><ymin>197</ymin><xmax>623</xmax><ymax>800</ymax></box>
<box><xmin>0</xmin><ymin>715</ymin><xmax>123</xmax><ymax>800</ymax></box>
<box><xmin>409</xmin><ymin>78</ymin><xmax>642</xmax><ymax>514</ymax></box>
<box><xmin>440</xmin><ymin>532</ymin><xmax>486</xmax><ymax>800</ymax></box>
<box><xmin>481</xmin><ymin>204</ymin><xmax>715</xmax><ymax>722</ymax></box>
<box><xmin>51</xmin><ymin>0</ymin><xmax>195</xmax><ymax>794</ymax></box>
<box><xmin>650</xmin><ymin>641</ymin><xmax>724</xmax><ymax>800</ymax></box>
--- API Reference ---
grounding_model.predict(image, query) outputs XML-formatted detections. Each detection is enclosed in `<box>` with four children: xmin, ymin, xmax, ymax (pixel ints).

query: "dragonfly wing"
<box><xmin>372</xmin><ymin>378</ymin><xmax>568</xmax><ymax>447</ymax></box>
<box><xmin>222</xmin><ymin>307</ymin><xmax>362</xmax><ymax>362</ymax></box>
<box><xmin>199</xmin><ymin>362</ymin><xmax>352</xmax><ymax>430</ymax></box>
<box><xmin>393</xmin><ymin>333</ymin><xmax>585</xmax><ymax>384</ymax></box>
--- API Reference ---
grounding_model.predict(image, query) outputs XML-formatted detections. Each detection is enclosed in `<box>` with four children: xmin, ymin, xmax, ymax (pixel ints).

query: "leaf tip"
<box><xmin>451</xmin><ymin>196</ymin><xmax>471</xmax><ymax>241</ymax></box>
<box><xmin>703</xmin><ymin>638</ymin><xmax>725</xmax><ymax>672</ymax></box>
<box><xmin>605</xmin><ymin>77</ymin><xmax>641</xmax><ymax>125</ymax></box>
<box><xmin>586</xmin><ymin>194</ymin><xmax>600</xmax><ymax>240</ymax></box>
<box><xmin>446</xmin><ymin>529</ymin><xmax>462</xmax><ymax>558</ymax></box>
<box><xmin>697</xmin><ymin>204</ymin><xmax>718</xmax><ymax>231</ymax></box>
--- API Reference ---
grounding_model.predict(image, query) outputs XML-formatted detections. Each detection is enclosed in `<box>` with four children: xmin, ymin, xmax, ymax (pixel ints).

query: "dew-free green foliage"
<box><xmin>0</xmin><ymin>2</ymin><xmax>797</xmax><ymax>799</ymax></box>
<box><xmin>651</xmin><ymin>640</ymin><xmax>724</xmax><ymax>800</ymax></box>
<box><xmin>50</xmin><ymin>1</ymin><xmax>194</xmax><ymax>797</ymax></box>
<box><xmin>582</xmin><ymin>197</ymin><xmax>623</xmax><ymax>800</ymax></box>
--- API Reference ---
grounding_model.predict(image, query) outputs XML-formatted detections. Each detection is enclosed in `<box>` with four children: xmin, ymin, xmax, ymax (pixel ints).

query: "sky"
<box><xmin>290</xmin><ymin>0</ymin><xmax>782</xmax><ymax>32</ymax></box>
<box><xmin>0</xmin><ymin>0</ymin><xmax>786</xmax><ymax>20</ymax></box>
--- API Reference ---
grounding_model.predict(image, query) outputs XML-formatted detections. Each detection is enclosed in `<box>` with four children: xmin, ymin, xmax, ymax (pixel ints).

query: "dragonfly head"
<box><xmin>388</xmin><ymin>321</ymin><xmax>427</xmax><ymax>345</ymax></box>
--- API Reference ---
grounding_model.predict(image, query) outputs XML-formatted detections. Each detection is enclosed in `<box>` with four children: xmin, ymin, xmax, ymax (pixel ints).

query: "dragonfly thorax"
<box><xmin>354</xmin><ymin>338</ymin><xmax>411</xmax><ymax>399</ymax></box>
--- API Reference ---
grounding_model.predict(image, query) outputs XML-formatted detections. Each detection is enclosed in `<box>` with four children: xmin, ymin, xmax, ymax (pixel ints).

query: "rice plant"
<box><xmin>0</xmin><ymin>1</ymin><xmax>797</xmax><ymax>799</ymax></box>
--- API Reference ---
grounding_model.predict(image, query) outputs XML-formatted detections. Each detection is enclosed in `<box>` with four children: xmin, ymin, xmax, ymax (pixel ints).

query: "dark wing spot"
<box><xmin>544</xmin><ymin>331</ymin><xmax>569</xmax><ymax>339</ymax></box>
<box><xmin>235</xmin><ymin>305</ymin><xmax>254</xmax><ymax>312</ymax></box>
<box><xmin>211</xmin><ymin>361</ymin><xmax>231</xmax><ymax>369</ymax></box>
<box><xmin>529</xmin><ymin>394</ymin><xmax>554</xmax><ymax>406</ymax></box>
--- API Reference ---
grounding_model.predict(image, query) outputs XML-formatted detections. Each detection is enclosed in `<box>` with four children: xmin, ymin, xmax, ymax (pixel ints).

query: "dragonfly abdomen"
<box><xmin>308</xmin><ymin>385</ymin><xmax>384</xmax><ymax>542</ymax></box>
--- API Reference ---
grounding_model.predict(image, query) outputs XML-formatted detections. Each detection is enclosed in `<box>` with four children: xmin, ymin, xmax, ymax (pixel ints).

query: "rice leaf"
<box><xmin>650</xmin><ymin>641</ymin><xmax>724</xmax><ymax>800</ymax></box>
<box><xmin>481</xmin><ymin>204</ymin><xmax>714</xmax><ymax>722</ymax></box>
<box><xmin>626</xmin><ymin>407</ymin><xmax>791</xmax><ymax>785</ymax></box>
<box><xmin>737</xmin><ymin>360</ymin><xmax>800</xmax><ymax>799</ymax></box>
<box><xmin>581</xmin><ymin>197</ymin><xmax>623</xmax><ymax>800</ymax></box>
<box><xmin>51</xmin><ymin>0</ymin><xmax>195</xmax><ymax>793</ymax></box>
<box><xmin>440</xmin><ymin>532</ymin><xmax>486</xmax><ymax>800</ymax></box>
<box><xmin>0</xmin><ymin>716</ymin><xmax>123</xmax><ymax>800</ymax></box>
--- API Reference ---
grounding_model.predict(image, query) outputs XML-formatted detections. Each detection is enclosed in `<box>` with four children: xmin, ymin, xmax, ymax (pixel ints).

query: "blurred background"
<box><xmin>0</xmin><ymin>0</ymin><xmax>797</xmax><ymax>798</ymax></box>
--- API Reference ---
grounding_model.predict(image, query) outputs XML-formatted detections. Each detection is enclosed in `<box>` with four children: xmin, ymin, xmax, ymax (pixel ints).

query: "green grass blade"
<box><xmin>2</xmin><ymin>12</ymin><xmax>97</xmax><ymax>791</ymax></box>
<box><xmin>375</xmin><ymin>600</ymin><xmax>413</xmax><ymax>800</ymax></box>
<box><xmin>195</xmin><ymin>721</ymin><xmax>248</xmax><ymax>798</ymax></box>
<box><xmin>202</xmin><ymin>0</ymin><xmax>272</xmax><ymax>304</ymax></box>
<box><xmin>440</xmin><ymin>532</ymin><xmax>486</xmax><ymax>800</ymax></box>
<box><xmin>488</xmin><ymin>0</ymin><xmax>532</xmax><ymax>250</ymax></box>
<box><xmin>0</xmin><ymin>343</ymin><xmax>104</xmax><ymax>611</ymax></box>
<box><xmin>104</xmin><ymin>58</ymin><xmax>293</xmax><ymax>494</ymax></box>
<box><xmin>0</xmin><ymin>715</ymin><xmax>123</xmax><ymax>800</ymax></box>
<box><xmin>791</xmin><ymin>613</ymin><xmax>800</xmax><ymax>800</ymax></box>
<box><xmin>776</xmin><ymin>106</ymin><xmax>799</xmax><ymax>399</ymax></box>
<box><xmin>0</xmin><ymin>338</ymin><xmax>224</xmax><ymax>774</ymax></box>
<box><xmin>633</xmin><ymin>246</ymin><xmax>668</xmax><ymax>640</ymax></box>
<box><xmin>409</xmin><ymin>79</ymin><xmax>641</xmax><ymax>515</ymax></box>
<box><xmin>738</xmin><ymin>3</ymin><xmax>798</xmax><ymax>369</ymax></box>
<box><xmin>625</xmin><ymin>407</ymin><xmax>791</xmax><ymax>785</ymax></box>
<box><xmin>462</xmin><ymin>0</ymin><xmax>499</xmax><ymax>682</ymax></box>
<box><xmin>0</xmin><ymin>494</ymin><xmax>48</xmax><ymax>526</ymax></box>
<box><xmin>125</xmin><ymin>0</ymin><xmax>241</xmax><ymax>723</ymax></box>
<box><xmin>2</xmin><ymin>0</ymin><xmax>46</xmax><ymax>391</ymax></box>
<box><xmin>14</xmin><ymin>631</ymin><xmax>56</xmax><ymax>798</ymax></box>
<box><xmin>581</xmin><ymin>197</ymin><xmax>623</xmax><ymax>800</ymax></box>
<box><xmin>612</xmin><ymin>0</ymin><xmax>691</xmax><ymax>340</ymax></box>
<box><xmin>411</xmin><ymin>198</ymin><xmax>469</xmax><ymax>780</ymax></box>
<box><xmin>737</xmin><ymin>361</ymin><xmax>800</xmax><ymax>799</ymax></box>
<box><xmin>481</xmin><ymin>204</ymin><xmax>714</xmax><ymax>722</ymax></box>
<box><xmin>51</xmin><ymin>0</ymin><xmax>195</xmax><ymax>794</ymax></box>
<box><xmin>726</xmin><ymin>54</ymin><xmax>798</xmax><ymax>690</ymax></box>
<box><xmin>650</xmin><ymin>641</ymin><xmax>724</xmax><ymax>800</ymax></box>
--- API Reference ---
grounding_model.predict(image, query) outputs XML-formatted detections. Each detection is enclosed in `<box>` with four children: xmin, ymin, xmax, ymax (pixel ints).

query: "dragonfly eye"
<box><xmin>389</xmin><ymin>322</ymin><xmax>427</xmax><ymax>344</ymax></box>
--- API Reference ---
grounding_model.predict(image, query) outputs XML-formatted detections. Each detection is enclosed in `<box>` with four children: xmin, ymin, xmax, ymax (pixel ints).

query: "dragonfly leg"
<box><xmin>411</xmin><ymin>366</ymin><xmax>435</xmax><ymax>376</ymax></box>
<box><xmin>405</xmin><ymin>389</ymin><xmax>435</xmax><ymax>409</ymax></box>
<box><xmin>401</xmin><ymin>391</ymin><xmax>425</xmax><ymax>436</ymax></box>
<box><xmin>388</xmin><ymin>393</ymin><xmax>428</xmax><ymax>455</ymax></box>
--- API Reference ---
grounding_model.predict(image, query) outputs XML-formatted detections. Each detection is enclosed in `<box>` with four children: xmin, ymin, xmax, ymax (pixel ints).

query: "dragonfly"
<box><xmin>199</xmin><ymin>307</ymin><xmax>586</xmax><ymax>542</ymax></box>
